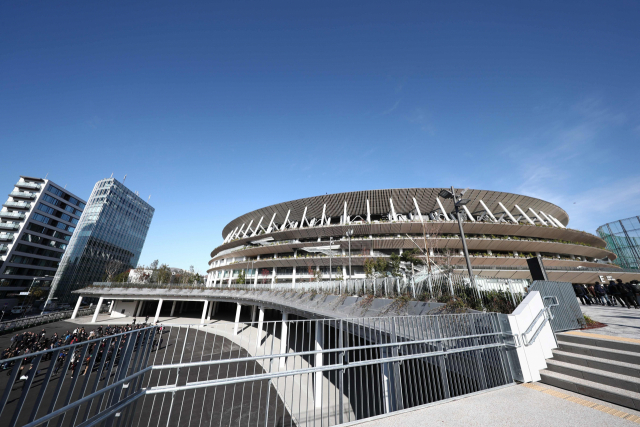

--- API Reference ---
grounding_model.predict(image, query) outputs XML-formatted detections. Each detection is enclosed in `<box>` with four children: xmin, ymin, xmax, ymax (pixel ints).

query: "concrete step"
<box><xmin>557</xmin><ymin>333</ymin><xmax>640</xmax><ymax>353</ymax></box>
<box><xmin>545</xmin><ymin>359</ymin><xmax>640</xmax><ymax>393</ymax></box>
<box><xmin>552</xmin><ymin>349</ymin><xmax>640</xmax><ymax>379</ymax></box>
<box><xmin>556</xmin><ymin>342</ymin><xmax>640</xmax><ymax>365</ymax></box>
<box><xmin>540</xmin><ymin>370</ymin><xmax>640</xmax><ymax>410</ymax></box>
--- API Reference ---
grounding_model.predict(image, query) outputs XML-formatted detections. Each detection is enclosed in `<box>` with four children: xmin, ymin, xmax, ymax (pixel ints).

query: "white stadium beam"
<box><xmin>389</xmin><ymin>198</ymin><xmax>398</xmax><ymax>221</ymax></box>
<box><xmin>242</xmin><ymin>219</ymin><xmax>254</xmax><ymax>237</ymax></box>
<box><xmin>528</xmin><ymin>208</ymin><xmax>547</xmax><ymax>225</ymax></box>
<box><xmin>548</xmin><ymin>214</ymin><xmax>566</xmax><ymax>229</ymax></box>
<box><xmin>235</xmin><ymin>223</ymin><xmax>246</xmax><ymax>239</ymax></box>
<box><xmin>343</xmin><ymin>201</ymin><xmax>349</xmax><ymax>224</ymax></box>
<box><xmin>412</xmin><ymin>197</ymin><xmax>424</xmax><ymax>222</ymax></box>
<box><xmin>299</xmin><ymin>206</ymin><xmax>308</xmax><ymax>229</ymax></box>
<box><xmin>436</xmin><ymin>197</ymin><xmax>450</xmax><ymax>221</ymax></box>
<box><xmin>266</xmin><ymin>212</ymin><xmax>277</xmax><ymax>233</ymax></box>
<box><xmin>462</xmin><ymin>204</ymin><xmax>475</xmax><ymax>222</ymax></box>
<box><xmin>539</xmin><ymin>211</ymin><xmax>557</xmax><ymax>228</ymax></box>
<box><xmin>321</xmin><ymin>204</ymin><xmax>327</xmax><ymax>226</ymax></box>
<box><xmin>497</xmin><ymin>202</ymin><xmax>517</xmax><ymax>224</ymax></box>
<box><xmin>514</xmin><ymin>204</ymin><xmax>534</xmax><ymax>225</ymax></box>
<box><xmin>281</xmin><ymin>209</ymin><xmax>291</xmax><ymax>231</ymax></box>
<box><xmin>251</xmin><ymin>216</ymin><xmax>264</xmax><ymax>237</ymax></box>
<box><xmin>478</xmin><ymin>200</ymin><xmax>497</xmax><ymax>222</ymax></box>
<box><xmin>366</xmin><ymin>199</ymin><xmax>371</xmax><ymax>223</ymax></box>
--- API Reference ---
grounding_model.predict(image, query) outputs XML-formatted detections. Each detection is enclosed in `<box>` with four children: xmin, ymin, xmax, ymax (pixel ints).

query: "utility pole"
<box><xmin>450</xmin><ymin>186</ymin><xmax>475</xmax><ymax>283</ymax></box>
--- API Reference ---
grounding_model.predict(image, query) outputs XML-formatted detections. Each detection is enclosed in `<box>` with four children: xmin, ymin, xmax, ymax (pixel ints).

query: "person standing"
<box><xmin>630</xmin><ymin>280</ymin><xmax>640</xmax><ymax>306</ymax></box>
<box><xmin>573</xmin><ymin>283</ymin><xmax>591</xmax><ymax>305</ymax></box>
<box><xmin>617</xmin><ymin>279</ymin><xmax>639</xmax><ymax>309</ymax></box>
<box><xmin>609</xmin><ymin>280</ymin><xmax>629</xmax><ymax>308</ymax></box>
<box><xmin>594</xmin><ymin>282</ymin><xmax>607</xmax><ymax>306</ymax></box>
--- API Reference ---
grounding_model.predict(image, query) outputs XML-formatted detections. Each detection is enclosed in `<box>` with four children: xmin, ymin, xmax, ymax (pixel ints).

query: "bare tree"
<box><xmin>105</xmin><ymin>259</ymin><xmax>123</xmax><ymax>282</ymax></box>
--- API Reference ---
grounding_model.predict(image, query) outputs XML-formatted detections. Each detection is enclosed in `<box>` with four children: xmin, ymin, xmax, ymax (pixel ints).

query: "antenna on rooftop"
<box><xmin>123</xmin><ymin>174</ymin><xmax>127</xmax><ymax>184</ymax></box>
<box><xmin>110</xmin><ymin>172</ymin><xmax>113</xmax><ymax>178</ymax></box>
<box><xmin>148</xmin><ymin>195</ymin><xmax>151</xmax><ymax>201</ymax></box>
<box><xmin>45</xmin><ymin>172</ymin><xmax>49</xmax><ymax>179</ymax></box>
<box><xmin>64</xmin><ymin>184</ymin><xmax>67</xmax><ymax>189</ymax></box>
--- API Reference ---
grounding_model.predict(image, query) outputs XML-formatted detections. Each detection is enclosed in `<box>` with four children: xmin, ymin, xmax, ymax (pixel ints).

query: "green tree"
<box><xmin>389</xmin><ymin>253</ymin><xmax>402</xmax><ymax>277</ymax></box>
<box><xmin>237</xmin><ymin>270</ymin><xmax>246</xmax><ymax>284</ymax></box>
<box><xmin>157</xmin><ymin>264</ymin><xmax>171</xmax><ymax>284</ymax></box>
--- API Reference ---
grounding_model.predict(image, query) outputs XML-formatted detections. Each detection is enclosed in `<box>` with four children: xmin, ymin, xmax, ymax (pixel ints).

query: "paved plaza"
<box><xmin>579</xmin><ymin>303</ymin><xmax>640</xmax><ymax>339</ymax></box>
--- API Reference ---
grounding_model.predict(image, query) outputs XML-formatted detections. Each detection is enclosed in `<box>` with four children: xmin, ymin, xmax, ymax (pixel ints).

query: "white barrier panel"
<box><xmin>508</xmin><ymin>290</ymin><xmax>557</xmax><ymax>382</ymax></box>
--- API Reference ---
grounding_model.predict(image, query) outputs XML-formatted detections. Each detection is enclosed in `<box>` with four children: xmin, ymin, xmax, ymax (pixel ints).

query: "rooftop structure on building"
<box><xmin>0</xmin><ymin>176</ymin><xmax>86</xmax><ymax>295</ymax></box>
<box><xmin>597</xmin><ymin>216</ymin><xmax>640</xmax><ymax>270</ymax></box>
<box><xmin>47</xmin><ymin>178</ymin><xmax>154</xmax><ymax>303</ymax></box>
<box><xmin>206</xmin><ymin>188</ymin><xmax>640</xmax><ymax>286</ymax></box>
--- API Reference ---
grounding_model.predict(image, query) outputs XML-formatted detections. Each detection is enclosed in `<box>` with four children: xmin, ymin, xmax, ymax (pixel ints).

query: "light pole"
<box><xmin>438</xmin><ymin>187</ymin><xmax>475</xmax><ymax>283</ymax></box>
<box><xmin>345</xmin><ymin>229</ymin><xmax>354</xmax><ymax>279</ymax></box>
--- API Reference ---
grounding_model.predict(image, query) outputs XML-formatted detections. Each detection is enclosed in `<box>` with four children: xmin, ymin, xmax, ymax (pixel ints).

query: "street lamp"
<box><xmin>345</xmin><ymin>229</ymin><xmax>354</xmax><ymax>280</ymax></box>
<box><xmin>439</xmin><ymin>187</ymin><xmax>475</xmax><ymax>283</ymax></box>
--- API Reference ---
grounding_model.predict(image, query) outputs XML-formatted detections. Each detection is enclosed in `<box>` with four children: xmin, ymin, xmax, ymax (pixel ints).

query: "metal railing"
<box><xmin>3</xmin><ymin>201</ymin><xmax>31</xmax><ymax>209</ymax></box>
<box><xmin>0</xmin><ymin>314</ymin><xmax>517</xmax><ymax>427</ymax></box>
<box><xmin>15</xmin><ymin>182</ymin><xmax>42</xmax><ymax>190</ymax></box>
<box><xmin>9</xmin><ymin>191</ymin><xmax>36</xmax><ymax>199</ymax></box>
<box><xmin>0</xmin><ymin>211</ymin><xmax>25</xmax><ymax>219</ymax></box>
<box><xmin>0</xmin><ymin>308</ymin><xmax>103</xmax><ymax>335</ymax></box>
<box><xmin>0</xmin><ymin>223</ymin><xmax>19</xmax><ymax>230</ymax></box>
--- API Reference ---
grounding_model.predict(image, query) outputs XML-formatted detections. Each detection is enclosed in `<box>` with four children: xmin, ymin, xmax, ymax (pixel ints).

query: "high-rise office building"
<box><xmin>48</xmin><ymin>178</ymin><xmax>155</xmax><ymax>303</ymax></box>
<box><xmin>0</xmin><ymin>176</ymin><xmax>86</xmax><ymax>296</ymax></box>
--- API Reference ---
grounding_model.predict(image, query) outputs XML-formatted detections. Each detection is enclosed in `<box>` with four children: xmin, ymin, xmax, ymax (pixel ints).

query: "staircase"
<box><xmin>540</xmin><ymin>332</ymin><xmax>640</xmax><ymax>410</ymax></box>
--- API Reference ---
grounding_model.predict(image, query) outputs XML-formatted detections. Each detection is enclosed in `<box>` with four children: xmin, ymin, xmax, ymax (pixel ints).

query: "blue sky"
<box><xmin>2</xmin><ymin>1</ymin><xmax>639</xmax><ymax>273</ymax></box>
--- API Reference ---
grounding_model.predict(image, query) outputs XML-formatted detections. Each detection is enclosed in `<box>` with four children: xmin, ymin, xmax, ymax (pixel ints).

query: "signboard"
<box><xmin>19</xmin><ymin>292</ymin><xmax>30</xmax><ymax>296</ymax></box>
<box><xmin>599</xmin><ymin>275</ymin><xmax>606</xmax><ymax>283</ymax></box>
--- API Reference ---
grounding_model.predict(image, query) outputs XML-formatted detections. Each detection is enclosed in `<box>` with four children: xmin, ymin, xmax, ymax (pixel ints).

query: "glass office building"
<box><xmin>597</xmin><ymin>216</ymin><xmax>640</xmax><ymax>270</ymax></box>
<box><xmin>48</xmin><ymin>178</ymin><xmax>155</xmax><ymax>302</ymax></box>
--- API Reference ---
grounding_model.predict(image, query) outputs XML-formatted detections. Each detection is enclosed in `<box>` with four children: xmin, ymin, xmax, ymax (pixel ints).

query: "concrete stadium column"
<box><xmin>279</xmin><ymin>312</ymin><xmax>289</xmax><ymax>368</ymax></box>
<box><xmin>212</xmin><ymin>301</ymin><xmax>219</xmax><ymax>316</ymax></box>
<box><xmin>91</xmin><ymin>297</ymin><xmax>104</xmax><ymax>323</ymax></box>
<box><xmin>206</xmin><ymin>300</ymin><xmax>214</xmax><ymax>321</ymax></box>
<box><xmin>233</xmin><ymin>303</ymin><xmax>242</xmax><ymax>335</ymax></box>
<box><xmin>108</xmin><ymin>300</ymin><xmax>114</xmax><ymax>313</ymax></box>
<box><xmin>256</xmin><ymin>307</ymin><xmax>265</xmax><ymax>347</ymax></box>
<box><xmin>292</xmin><ymin>267</ymin><xmax>296</xmax><ymax>289</ymax></box>
<box><xmin>315</xmin><ymin>320</ymin><xmax>324</xmax><ymax>408</ymax></box>
<box><xmin>251</xmin><ymin>305</ymin><xmax>257</xmax><ymax>323</ymax></box>
<box><xmin>71</xmin><ymin>296</ymin><xmax>83</xmax><ymax>319</ymax></box>
<box><xmin>153</xmin><ymin>299</ymin><xmax>163</xmax><ymax>323</ymax></box>
<box><xmin>178</xmin><ymin>301</ymin><xmax>184</xmax><ymax>314</ymax></box>
<box><xmin>271</xmin><ymin>268</ymin><xmax>275</xmax><ymax>288</ymax></box>
<box><xmin>381</xmin><ymin>348</ymin><xmax>397</xmax><ymax>413</ymax></box>
<box><xmin>135</xmin><ymin>300</ymin><xmax>144</xmax><ymax>317</ymax></box>
<box><xmin>170</xmin><ymin>300</ymin><xmax>177</xmax><ymax>317</ymax></box>
<box><xmin>200</xmin><ymin>300</ymin><xmax>209</xmax><ymax>324</ymax></box>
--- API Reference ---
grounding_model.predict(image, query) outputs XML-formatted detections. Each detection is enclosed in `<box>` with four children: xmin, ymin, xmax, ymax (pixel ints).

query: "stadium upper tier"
<box><xmin>206</xmin><ymin>188</ymin><xmax>621</xmax><ymax>285</ymax></box>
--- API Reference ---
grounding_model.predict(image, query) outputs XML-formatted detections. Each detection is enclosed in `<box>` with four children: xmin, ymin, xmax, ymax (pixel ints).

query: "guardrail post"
<box><xmin>434</xmin><ymin>317</ymin><xmax>451</xmax><ymax>399</ymax></box>
<box><xmin>279</xmin><ymin>312</ymin><xmax>288</xmax><ymax>368</ymax></box>
<box><xmin>233</xmin><ymin>304</ymin><xmax>242</xmax><ymax>335</ymax></box>
<box><xmin>338</xmin><ymin>319</ymin><xmax>345</xmax><ymax>424</ymax></box>
<box><xmin>315</xmin><ymin>319</ymin><xmax>324</xmax><ymax>409</ymax></box>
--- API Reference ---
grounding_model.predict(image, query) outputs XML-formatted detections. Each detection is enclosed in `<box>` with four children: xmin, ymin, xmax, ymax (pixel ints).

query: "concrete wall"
<box><xmin>111</xmin><ymin>300</ymin><xmax>138</xmax><ymax>318</ymax></box>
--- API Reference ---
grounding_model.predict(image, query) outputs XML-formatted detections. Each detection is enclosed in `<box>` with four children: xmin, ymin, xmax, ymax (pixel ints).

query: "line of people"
<box><xmin>0</xmin><ymin>321</ymin><xmax>165</xmax><ymax>383</ymax></box>
<box><xmin>573</xmin><ymin>279</ymin><xmax>640</xmax><ymax>309</ymax></box>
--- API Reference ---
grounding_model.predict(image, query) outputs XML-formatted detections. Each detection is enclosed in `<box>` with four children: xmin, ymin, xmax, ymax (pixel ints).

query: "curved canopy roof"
<box><xmin>222</xmin><ymin>188</ymin><xmax>569</xmax><ymax>237</ymax></box>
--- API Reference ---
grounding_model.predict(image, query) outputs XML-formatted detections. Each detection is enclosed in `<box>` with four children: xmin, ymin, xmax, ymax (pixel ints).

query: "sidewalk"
<box><xmin>354</xmin><ymin>383</ymin><xmax>640</xmax><ymax>426</ymax></box>
<box><xmin>579</xmin><ymin>303</ymin><xmax>640</xmax><ymax>340</ymax></box>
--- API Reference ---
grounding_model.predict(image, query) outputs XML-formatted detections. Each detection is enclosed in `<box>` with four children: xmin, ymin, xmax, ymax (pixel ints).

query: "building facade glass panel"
<box><xmin>597</xmin><ymin>216</ymin><xmax>640</xmax><ymax>269</ymax></box>
<box><xmin>48</xmin><ymin>178</ymin><xmax>154</xmax><ymax>302</ymax></box>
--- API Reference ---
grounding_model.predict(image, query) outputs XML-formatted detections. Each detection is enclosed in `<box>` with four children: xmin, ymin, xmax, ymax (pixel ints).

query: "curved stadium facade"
<box><xmin>207</xmin><ymin>188</ymin><xmax>638</xmax><ymax>286</ymax></box>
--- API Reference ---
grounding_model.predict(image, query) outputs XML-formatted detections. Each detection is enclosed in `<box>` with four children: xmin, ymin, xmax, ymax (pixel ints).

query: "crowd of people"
<box><xmin>573</xmin><ymin>279</ymin><xmax>640</xmax><ymax>309</ymax></box>
<box><xmin>0</xmin><ymin>321</ymin><xmax>164</xmax><ymax>382</ymax></box>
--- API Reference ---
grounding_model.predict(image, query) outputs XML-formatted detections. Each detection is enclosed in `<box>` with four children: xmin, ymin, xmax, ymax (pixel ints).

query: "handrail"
<box><xmin>521</xmin><ymin>295</ymin><xmax>558</xmax><ymax>347</ymax></box>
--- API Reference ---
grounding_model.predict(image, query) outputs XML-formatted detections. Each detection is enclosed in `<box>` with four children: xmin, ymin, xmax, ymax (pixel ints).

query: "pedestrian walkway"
<box><xmin>580</xmin><ymin>303</ymin><xmax>640</xmax><ymax>340</ymax></box>
<box><xmin>354</xmin><ymin>383</ymin><xmax>640</xmax><ymax>426</ymax></box>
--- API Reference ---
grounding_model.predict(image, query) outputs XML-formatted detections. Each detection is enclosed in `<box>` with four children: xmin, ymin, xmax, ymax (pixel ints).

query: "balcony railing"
<box><xmin>9</xmin><ymin>191</ymin><xmax>35</xmax><ymax>199</ymax></box>
<box><xmin>0</xmin><ymin>211</ymin><xmax>25</xmax><ymax>219</ymax></box>
<box><xmin>0</xmin><ymin>233</ymin><xmax>13</xmax><ymax>241</ymax></box>
<box><xmin>0</xmin><ymin>244</ymin><xmax>7</xmax><ymax>252</ymax></box>
<box><xmin>0</xmin><ymin>223</ymin><xmax>19</xmax><ymax>230</ymax></box>
<box><xmin>15</xmin><ymin>181</ymin><xmax>41</xmax><ymax>190</ymax></box>
<box><xmin>2</xmin><ymin>201</ymin><xmax>31</xmax><ymax>209</ymax></box>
